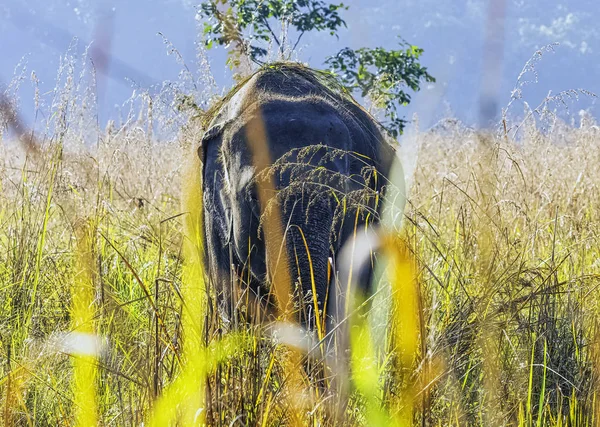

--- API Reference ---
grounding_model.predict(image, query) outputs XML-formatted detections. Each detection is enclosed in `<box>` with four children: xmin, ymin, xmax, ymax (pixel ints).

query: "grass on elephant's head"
<box><xmin>2</xmin><ymin>58</ymin><xmax>600</xmax><ymax>426</ymax></box>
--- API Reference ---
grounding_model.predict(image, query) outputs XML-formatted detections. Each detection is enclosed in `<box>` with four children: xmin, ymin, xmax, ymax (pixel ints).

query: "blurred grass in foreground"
<box><xmin>1</xmin><ymin>56</ymin><xmax>600</xmax><ymax>425</ymax></box>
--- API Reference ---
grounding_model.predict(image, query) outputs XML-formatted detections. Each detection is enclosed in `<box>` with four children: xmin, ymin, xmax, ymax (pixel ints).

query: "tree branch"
<box><xmin>292</xmin><ymin>31</ymin><xmax>305</xmax><ymax>51</ymax></box>
<box><xmin>262</xmin><ymin>18</ymin><xmax>281</xmax><ymax>47</ymax></box>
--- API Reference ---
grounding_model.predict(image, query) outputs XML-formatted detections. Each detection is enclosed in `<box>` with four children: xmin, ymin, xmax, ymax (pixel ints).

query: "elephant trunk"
<box><xmin>283</xmin><ymin>193</ymin><xmax>334</xmax><ymax>331</ymax></box>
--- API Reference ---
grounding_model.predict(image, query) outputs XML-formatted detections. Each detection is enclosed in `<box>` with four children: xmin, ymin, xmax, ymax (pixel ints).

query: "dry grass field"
<box><xmin>1</xmin><ymin>54</ymin><xmax>600</xmax><ymax>426</ymax></box>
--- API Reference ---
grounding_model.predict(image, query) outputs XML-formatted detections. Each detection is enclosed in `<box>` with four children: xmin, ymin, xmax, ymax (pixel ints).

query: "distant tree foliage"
<box><xmin>200</xmin><ymin>0</ymin><xmax>347</xmax><ymax>61</ymax></box>
<box><xmin>326</xmin><ymin>44</ymin><xmax>435</xmax><ymax>137</ymax></box>
<box><xmin>198</xmin><ymin>0</ymin><xmax>435</xmax><ymax>136</ymax></box>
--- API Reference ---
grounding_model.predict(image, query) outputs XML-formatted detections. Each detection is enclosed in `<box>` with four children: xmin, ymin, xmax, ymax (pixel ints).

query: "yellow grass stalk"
<box><xmin>71</xmin><ymin>221</ymin><xmax>99</xmax><ymax>427</ymax></box>
<box><xmin>147</xmin><ymin>141</ymin><xmax>209</xmax><ymax>426</ymax></box>
<box><xmin>1</xmin><ymin>365</ymin><xmax>31</xmax><ymax>427</ymax></box>
<box><xmin>244</xmin><ymin>112</ymin><xmax>293</xmax><ymax>317</ymax></box>
<box><xmin>245</xmin><ymin>110</ymin><xmax>306</xmax><ymax>427</ymax></box>
<box><xmin>350</xmin><ymin>319</ymin><xmax>391</xmax><ymax>425</ymax></box>
<box><xmin>387</xmin><ymin>237</ymin><xmax>421</xmax><ymax>425</ymax></box>
<box><xmin>347</xmin><ymin>236</ymin><xmax>421</xmax><ymax>427</ymax></box>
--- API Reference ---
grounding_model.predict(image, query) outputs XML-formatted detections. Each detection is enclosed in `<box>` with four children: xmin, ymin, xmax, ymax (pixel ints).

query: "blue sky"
<box><xmin>2</xmin><ymin>0</ymin><xmax>598</xmax><ymax>132</ymax></box>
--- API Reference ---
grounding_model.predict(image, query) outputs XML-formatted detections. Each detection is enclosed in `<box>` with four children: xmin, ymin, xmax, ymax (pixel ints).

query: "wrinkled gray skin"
<box><xmin>200</xmin><ymin>65</ymin><xmax>397</xmax><ymax>328</ymax></box>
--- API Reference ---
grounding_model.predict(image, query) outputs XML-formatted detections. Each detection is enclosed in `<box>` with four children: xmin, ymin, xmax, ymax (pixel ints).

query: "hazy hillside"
<box><xmin>2</xmin><ymin>0</ymin><xmax>598</xmax><ymax>127</ymax></box>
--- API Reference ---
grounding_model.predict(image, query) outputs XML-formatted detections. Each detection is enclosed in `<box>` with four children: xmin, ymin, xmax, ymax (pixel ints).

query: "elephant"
<box><xmin>199</xmin><ymin>63</ymin><xmax>402</xmax><ymax>331</ymax></box>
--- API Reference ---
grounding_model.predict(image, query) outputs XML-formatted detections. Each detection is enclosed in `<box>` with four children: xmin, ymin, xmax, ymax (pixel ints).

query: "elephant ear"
<box><xmin>198</xmin><ymin>120</ymin><xmax>228</xmax><ymax>167</ymax></box>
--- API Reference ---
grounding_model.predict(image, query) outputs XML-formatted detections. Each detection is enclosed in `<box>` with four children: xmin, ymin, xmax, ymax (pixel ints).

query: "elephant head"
<box><xmin>199</xmin><ymin>63</ymin><xmax>400</xmax><ymax>331</ymax></box>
